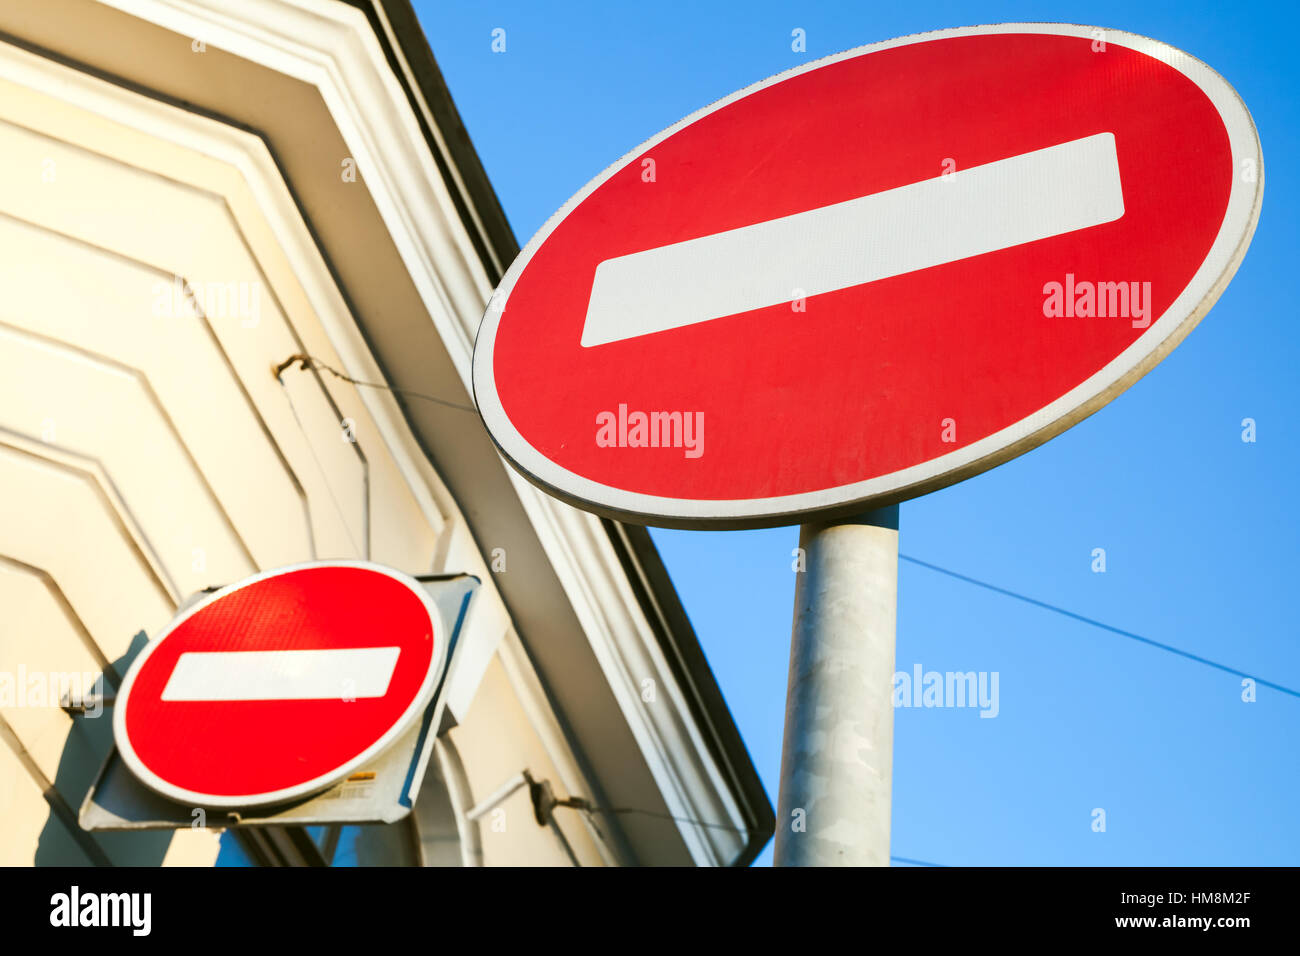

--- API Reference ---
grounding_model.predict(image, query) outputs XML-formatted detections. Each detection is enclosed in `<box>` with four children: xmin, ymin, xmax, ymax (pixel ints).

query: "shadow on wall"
<box><xmin>35</xmin><ymin>631</ymin><xmax>173</xmax><ymax>866</ymax></box>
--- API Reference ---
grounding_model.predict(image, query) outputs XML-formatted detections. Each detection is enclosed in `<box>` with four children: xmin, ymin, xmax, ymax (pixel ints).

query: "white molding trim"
<box><xmin>85</xmin><ymin>0</ymin><xmax>755</xmax><ymax>864</ymax></box>
<box><xmin>0</xmin><ymin>35</ymin><xmax>453</xmax><ymax>544</ymax></box>
<box><xmin>98</xmin><ymin>0</ymin><xmax>492</xmax><ymax>383</ymax></box>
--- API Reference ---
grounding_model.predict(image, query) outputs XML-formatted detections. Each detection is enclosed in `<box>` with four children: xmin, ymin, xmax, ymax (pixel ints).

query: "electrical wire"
<box><xmin>901</xmin><ymin>554</ymin><xmax>1300</xmax><ymax>700</ymax></box>
<box><xmin>890</xmin><ymin>855</ymin><xmax>946</xmax><ymax>867</ymax></box>
<box><xmin>275</xmin><ymin>353</ymin><xmax>477</xmax><ymax>414</ymax></box>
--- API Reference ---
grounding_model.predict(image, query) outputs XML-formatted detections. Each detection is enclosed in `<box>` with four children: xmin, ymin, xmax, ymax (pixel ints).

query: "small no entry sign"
<box><xmin>472</xmin><ymin>23</ymin><xmax>1263</xmax><ymax>528</ymax></box>
<box><xmin>113</xmin><ymin>562</ymin><xmax>447</xmax><ymax>808</ymax></box>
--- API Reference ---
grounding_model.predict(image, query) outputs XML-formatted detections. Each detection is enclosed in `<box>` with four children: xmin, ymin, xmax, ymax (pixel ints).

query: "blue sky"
<box><xmin>415</xmin><ymin>1</ymin><xmax>1299</xmax><ymax>865</ymax></box>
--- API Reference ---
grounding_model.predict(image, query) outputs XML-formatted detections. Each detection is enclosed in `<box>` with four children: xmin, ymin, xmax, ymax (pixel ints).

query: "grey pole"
<box><xmin>774</xmin><ymin>505</ymin><xmax>899</xmax><ymax>866</ymax></box>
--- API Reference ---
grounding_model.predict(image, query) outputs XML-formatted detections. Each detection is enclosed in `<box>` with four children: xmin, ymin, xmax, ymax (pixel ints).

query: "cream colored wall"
<box><xmin>0</xmin><ymin>40</ymin><xmax>593</xmax><ymax>866</ymax></box>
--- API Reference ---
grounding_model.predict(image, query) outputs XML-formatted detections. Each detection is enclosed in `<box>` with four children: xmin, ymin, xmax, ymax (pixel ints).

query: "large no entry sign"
<box><xmin>473</xmin><ymin>24</ymin><xmax>1262</xmax><ymax>528</ymax></box>
<box><xmin>113</xmin><ymin>563</ymin><xmax>446</xmax><ymax>808</ymax></box>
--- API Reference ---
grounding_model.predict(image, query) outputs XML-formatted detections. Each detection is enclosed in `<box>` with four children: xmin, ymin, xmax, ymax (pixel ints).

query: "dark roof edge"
<box><xmin>350</xmin><ymin>0</ymin><xmax>773</xmax><ymax>866</ymax></box>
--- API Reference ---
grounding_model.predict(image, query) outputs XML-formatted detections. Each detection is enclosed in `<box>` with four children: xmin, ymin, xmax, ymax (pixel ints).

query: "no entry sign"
<box><xmin>113</xmin><ymin>562</ymin><xmax>447</xmax><ymax>808</ymax></box>
<box><xmin>473</xmin><ymin>24</ymin><xmax>1262</xmax><ymax>528</ymax></box>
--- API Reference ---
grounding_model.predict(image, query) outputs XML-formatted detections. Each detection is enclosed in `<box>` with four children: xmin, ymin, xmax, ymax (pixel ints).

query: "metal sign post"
<box><xmin>775</xmin><ymin>508</ymin><xmax>898</xmax><ymax>866</ymax></box>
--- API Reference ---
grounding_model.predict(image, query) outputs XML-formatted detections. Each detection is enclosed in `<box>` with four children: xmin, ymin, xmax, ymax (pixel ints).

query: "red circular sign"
<box><xmin>473</xmin><ymin>24</ymin><xmax>1262</xmax><ymax>528</ymax></box>
<box><xmin>113</xmin><ymin>562</ymin><xmax>446</xmax><ymax>808</ymax></box>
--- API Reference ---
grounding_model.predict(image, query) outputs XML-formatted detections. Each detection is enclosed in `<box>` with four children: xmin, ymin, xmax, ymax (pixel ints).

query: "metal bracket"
<box><xmin>465</xmin><ymin>769</ymin><xmax>584</xmax><ymax>866</ymax></box>
<box><xmin>60</xmin><ymin>691</ymin><xmax>115</xmax><ymax>717</ymax></box>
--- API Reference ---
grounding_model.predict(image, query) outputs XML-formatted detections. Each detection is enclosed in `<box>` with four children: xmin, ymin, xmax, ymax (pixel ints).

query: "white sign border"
<box><xmin>112</xmin><ymin>560</ymin><xmax>449</xmax><ymax>810</ymax></box>
<box><xmin>472</xmin><ymin>22</ymin><xmax>1265</xmax><ymax>530</ymax></box>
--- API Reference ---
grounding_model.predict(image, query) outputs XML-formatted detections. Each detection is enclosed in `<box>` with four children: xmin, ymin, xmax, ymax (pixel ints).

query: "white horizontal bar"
<box><xmin>581</xmin><ymin>132</ymin><xmax>1124</xmax><ymax>347</ymax></box>
<box><xmin>160</xmin><ymin>647</ymin><xmax>402</xmax><ymax>702</ymax></box>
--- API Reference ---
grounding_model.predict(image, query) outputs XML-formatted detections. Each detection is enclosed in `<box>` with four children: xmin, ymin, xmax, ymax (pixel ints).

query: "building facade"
<box><xmin>0</xmin><ymin>0</ymin><xmax>771</xmax><ymax>866</ymax></box>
